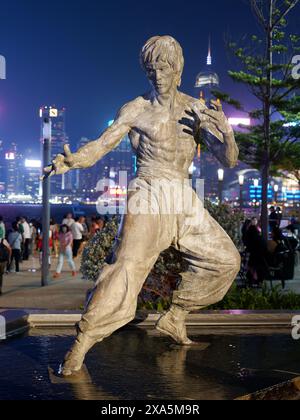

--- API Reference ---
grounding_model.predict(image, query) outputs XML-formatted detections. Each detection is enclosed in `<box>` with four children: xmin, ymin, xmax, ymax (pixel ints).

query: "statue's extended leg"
<box><xmin>61</xmin><ymin>208</ymin><xmax>173</xmax><ymax>376</ymax></box>
<box><xmin>61</xmin><ymin>331</ymin><xmax>96</xmax><ymax>376</ymax></box>
<box><xmin>156</xmin><ymin>201</ymin><xmax>241</xmax><ymax>346</ymax></box>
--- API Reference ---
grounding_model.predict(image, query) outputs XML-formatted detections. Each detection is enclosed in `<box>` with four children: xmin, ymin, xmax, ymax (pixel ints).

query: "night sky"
<box><xmin>0</xmin><ymin>0</ymin><xmax>299</xmax><ymax>155</ymax></box>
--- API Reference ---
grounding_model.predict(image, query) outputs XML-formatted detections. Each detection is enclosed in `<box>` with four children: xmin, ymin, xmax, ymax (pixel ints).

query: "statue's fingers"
<box><xmin>210</xmin><ymin>99</ymin><xmax>223</xmax><ymax>112</ymax></box>
<box><xmin>44</xmin><ymin>165</ymin><xmax>53</xmax><ymax>174</ymax></box>
<box><xmin>183</xmin><ymin>112</ymin><xmax>196</xmax><ymax>124</ymax></box>
<box><xmin>203</xmin><ymin>109</ymin><xmax>220</xmax><ymax>121</ymax></box>
<box><xmin>63</xmin><ymin>144</ymin><xmax>72</xmax><ymax>157</ymax></box>
<box><xmin>40</xmin><ymin>169</ymin><xmax>55</xmax><ymax>181</ymax></box>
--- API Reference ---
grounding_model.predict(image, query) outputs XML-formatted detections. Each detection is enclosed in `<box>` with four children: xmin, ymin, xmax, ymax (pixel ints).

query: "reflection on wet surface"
<box><xmin>0</xmin><ymin>327</ymin><xmax>299</xmax><ymax>400</ymax></box>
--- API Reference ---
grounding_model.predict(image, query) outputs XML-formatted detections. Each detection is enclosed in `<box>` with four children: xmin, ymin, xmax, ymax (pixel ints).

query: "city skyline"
<box><xmin>1</xmin><ymin>0</ymin><xmax>299</xmax><ymax>152</ymax></box>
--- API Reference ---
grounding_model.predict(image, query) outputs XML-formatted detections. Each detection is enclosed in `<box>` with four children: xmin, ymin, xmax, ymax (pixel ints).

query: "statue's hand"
<box><xmin>43</xmin><ymin>144</ymin><xmax>76</xmax><ymax>179</ymax></box>
<box><xmin>182</xmin><ymin>100</ymin><xmax>232</xmax><ymax>144</ymax></box>
<box><xmin>201</xmin><ymin>100</ymin><xmax>233</xmax><ymax>138</ymax></box>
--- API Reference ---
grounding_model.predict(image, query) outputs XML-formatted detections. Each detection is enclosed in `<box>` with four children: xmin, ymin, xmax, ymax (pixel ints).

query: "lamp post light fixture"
<box><xmin>217</xmin><ymin>169</ymin><xmax>224</xmax><ymax>204</ymax></box>
<box><xmin>239</xmin><ymin>175</ymin><xmax>245</xmax><ymax>210</ymax></box>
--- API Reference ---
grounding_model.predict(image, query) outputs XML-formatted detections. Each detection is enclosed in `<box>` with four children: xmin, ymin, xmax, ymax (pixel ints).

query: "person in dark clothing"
<box><xmin>8</xmin><ymin>222</ymin><xmax>22</xmax><ymax>273</ymax></box>
<box><xmin>244</xmin><ymin>225</ymin><xmax>269</xmax><ymax>286</ymax></box>
<box><xmin>269</xmin><ymin>207</ymin><xmax>278</xmax><ymax>232</ymax></box>
<box><xmin>287</xmin><ymin>217</ymin><xmax>300</xmax><ymax>237</ymax></box>
<box><xmin>276</xmin><ymin>207</ymin><xmax>283</xmax><ymax>228</ymax></box>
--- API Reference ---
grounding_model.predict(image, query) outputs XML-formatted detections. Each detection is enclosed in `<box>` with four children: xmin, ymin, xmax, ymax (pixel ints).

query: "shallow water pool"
<box><xmin>0</xmin><ymin>327</ymin><xmax>299</xmax><ymax>400</ymax></box>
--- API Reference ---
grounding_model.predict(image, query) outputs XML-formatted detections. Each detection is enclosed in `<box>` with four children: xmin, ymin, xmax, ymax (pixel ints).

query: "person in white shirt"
<box><xmin>21</xmin><ymin>217</ymin><xmax>32</xmax><ymax>261</ymax></box>
<box><xmin>62</xmin><ymin>213</ymin><xmax>75</xmax><ymax>228</ymax></box>
<box><xmin>71</xmin><ymin>217</ymin><xmax>84</xmax><ymax>258</ymax></box>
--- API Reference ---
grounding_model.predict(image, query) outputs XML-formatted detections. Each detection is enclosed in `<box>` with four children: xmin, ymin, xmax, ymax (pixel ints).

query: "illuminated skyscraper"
<box><xmin>24</xmin><ymin>159</ymin><xmax>41</xmax><ymax>197</ymax></box>
<box><xmin>193</xmin><ymin>38</ymin><xmax>222</xmax><ymax>190</ymax></box>
<box><xmin>39</xmin><ymin>106</ymin><xmax>69</xmax><ymax>196</ymax></box>
<box><xmin>5</xmin><ymin>143</ymin><xmax>18</xmax><ymax>194</ymax></box>
<box><xmin>195</xmin><ymin>36</ymin><xmax>220</xmax><ymax>102</ymax></box>
<box><xmin>75</xmin><ymin>137</ymin><xmax>98</xmax><ymax>196</ymax></box>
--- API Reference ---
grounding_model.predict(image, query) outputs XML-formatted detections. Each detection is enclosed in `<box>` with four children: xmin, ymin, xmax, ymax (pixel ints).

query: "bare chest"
<box><xmin>129</xmin><ymin>106</ymin><xmax>196</xmax><ymax>153</ymax></box>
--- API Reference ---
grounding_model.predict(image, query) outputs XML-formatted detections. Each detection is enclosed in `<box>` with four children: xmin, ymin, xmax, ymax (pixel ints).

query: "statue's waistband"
<box><xmin>137</xmin><ymin>165</ymin><xmax>189</xmax><ymax>181</ymax></box>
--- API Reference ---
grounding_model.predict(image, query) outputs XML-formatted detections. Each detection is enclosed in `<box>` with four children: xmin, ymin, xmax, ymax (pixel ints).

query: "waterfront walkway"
<box><xmin>0</xmin><ymin>256</ymin><xmax>93</xmax><ymax>310</ymax></box>
<box><xmin>0</xmin><ymin>256</ymin><xmax>299</xmax><ymax>311</ymax></box>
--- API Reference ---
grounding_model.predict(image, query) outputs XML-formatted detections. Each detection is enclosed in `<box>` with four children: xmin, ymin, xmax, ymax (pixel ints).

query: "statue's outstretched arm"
<box><xmin>43</xmin><ymin>102</ymin><xmax>134</xmax><ymax>177</ymax></box>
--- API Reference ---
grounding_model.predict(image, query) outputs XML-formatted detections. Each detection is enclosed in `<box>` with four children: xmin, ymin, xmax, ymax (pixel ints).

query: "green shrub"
<box><xmin>210</xmin><ymin>283</ymin><xmax>300</xmax><ymax>310</ymax></box>
<box><xmin>81</xmin><ymin>203</ymin><xmax>255</xmax><ymax>310</ymax></box>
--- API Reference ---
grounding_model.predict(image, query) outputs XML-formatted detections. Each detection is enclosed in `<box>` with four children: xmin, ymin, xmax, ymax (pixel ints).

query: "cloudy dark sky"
<box><xmin>0</xmin><ymin>0</ymin><xmax>299</xmax><ymax>155</ymax></box>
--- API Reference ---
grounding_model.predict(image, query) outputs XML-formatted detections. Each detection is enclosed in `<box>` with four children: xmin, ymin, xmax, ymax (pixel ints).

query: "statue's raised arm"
<box><xmin>43</xmin><ymin>101</ymin><xmax>137</xmax><ymax>178</ymax></box>
<box><xmin>185</xmin><ymin>99</ymin><xmax>239</xmax><ymax>169</ymax></box>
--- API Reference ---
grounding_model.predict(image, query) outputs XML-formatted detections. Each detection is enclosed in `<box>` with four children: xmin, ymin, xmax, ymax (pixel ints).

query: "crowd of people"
<box><xmin>0</xmin><ymin>207</ymin><xmax>299</xmax><ymax>295</ymax></box>
<box><xmin>0</xmin><ymin>213</ymin><xmax>107</xmax><ymax>294</ymax></box>
<box><xmin>241</xmin><ymin>207</ymin><xmax>299</xmax><ymax>287</ymax></box>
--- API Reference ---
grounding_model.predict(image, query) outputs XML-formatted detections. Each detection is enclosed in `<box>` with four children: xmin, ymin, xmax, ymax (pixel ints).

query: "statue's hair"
<box><xmin>140</xmin><ymin>36</ymin><xmax>184</xmax><ymax>85</ymax></box>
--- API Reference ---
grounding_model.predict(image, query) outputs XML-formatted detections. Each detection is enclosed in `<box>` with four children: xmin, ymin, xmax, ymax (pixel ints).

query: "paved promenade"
<box><xmin>0</xmin><ymin>255</ymin><xmax>299</xmax><ymax>311</ymax></box>
<box><xmin>0</xmin><ymin>256</ymin><xmax>93</xmax><ymax>310</ymax></box>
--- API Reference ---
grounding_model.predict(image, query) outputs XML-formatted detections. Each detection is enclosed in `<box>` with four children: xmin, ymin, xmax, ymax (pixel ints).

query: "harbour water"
<box><xmin>0</xmin><ymin>203</ymin><xmax>99</xmax><ymax>226</ymax></box>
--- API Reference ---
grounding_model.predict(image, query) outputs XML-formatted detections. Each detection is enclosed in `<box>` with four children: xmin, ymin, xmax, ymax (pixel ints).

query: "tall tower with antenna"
<box><xmin>195</xmin><ymin>36</ymin><xmax>220</xmax><ymax>102</ymax></box>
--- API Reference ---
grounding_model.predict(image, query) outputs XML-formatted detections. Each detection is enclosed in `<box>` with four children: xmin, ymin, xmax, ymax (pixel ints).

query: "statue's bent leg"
<box><xmin>62</xmin><ymin>212</ymin><xmax>172</xmax><ymax>376</ymax></box>
<box><xmin>157</xmin><ymin>200</ymin><xmax>241</xmax><ymax>345</ymax></box>
<box><xmin>173</xmin><ymin>208</ymin><xmax>241</xmax><ymax>310</ymax></box>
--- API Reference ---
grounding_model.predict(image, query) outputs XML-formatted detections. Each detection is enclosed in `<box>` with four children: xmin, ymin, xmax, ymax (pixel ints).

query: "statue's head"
<box><xmin>140</xmin><ymin>36</ymin><xmax>184</xmax><ymax>95</ymax></box>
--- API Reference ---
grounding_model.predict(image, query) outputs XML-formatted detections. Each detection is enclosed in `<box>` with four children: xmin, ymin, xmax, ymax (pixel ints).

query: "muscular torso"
<box><xmin>128</xmin><ymin>92</ymin><xmax>205</xmax><ymax>179</ymax></box>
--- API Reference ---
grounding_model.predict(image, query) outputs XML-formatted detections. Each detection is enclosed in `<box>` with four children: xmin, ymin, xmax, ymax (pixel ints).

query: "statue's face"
<box><xmin>146</xmin><ymin>61</ymin><xmax>178</xmax><ymax>95</ymax></box>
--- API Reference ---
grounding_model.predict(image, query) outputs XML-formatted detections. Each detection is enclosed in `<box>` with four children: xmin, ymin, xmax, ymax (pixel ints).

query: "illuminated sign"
<box><xmin>49</xmin><ymin>108</ymin><xmax>58</xmax><ymax>118</ymax></box>
<box><xmin>228</xmin><ymin>118</ymin><xmax>251</xmax><ymax>126</ymax></box>
<box><xmin>40</xmin><ymin>107</ymin><xmax>58</xmax><ymax>118</ymax></box>
<box><xmin>5</xmin><ymin>153</ymin><xmax>15</xmax><ymax>160</ymax></box>
<box><xmin>110</xmin><ymin>188</ymin><xmax>127</xmax><ymax>196</ymax></box>
<box><xmin>25</xmin><ymin>159</ymin><xmax>42</xmax><ymax>168</ymax></box>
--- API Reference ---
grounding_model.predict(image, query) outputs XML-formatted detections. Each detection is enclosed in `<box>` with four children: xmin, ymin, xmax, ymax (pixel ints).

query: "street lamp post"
<box><xmin>218</xmin><ymin>169</ymin><xmax>224</xmax><ymax>204</ymax></box>
<box><xmin>239</xmin><ymin>175</ymin><xmax>245</xmax><ymax>210</ymax></box>
<box><xmin>41</xmin><ymin>118</ymin><xmax>51</xmax><ymax>287</ymax></box>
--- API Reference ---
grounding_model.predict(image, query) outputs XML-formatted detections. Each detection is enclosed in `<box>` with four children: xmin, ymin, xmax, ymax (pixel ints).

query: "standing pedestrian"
<box><xmin>37</xmin><ymin>228</ymin><xmax>53</xmax><ymax>268</ymax></box>
<box><xmin>269</xmin><ymin>207</ymin><xmax>278</xmax><ymax>232</ymax></box>
<box><xmin>53</xmin><ymin>225</ymin><xmax>77</xmax><ymax>279</ymax></box>
<box><xmin>62</xmin><ymin>213</ymin><xmax>75</xmax><ymax>228</ymax></box>
<box><xmin>50</xmin><ymin>219</ymin><xmax>59</xmax><ymax>257</ymax></box>
<box><xmin>21</xmin><ymin>217</ymin><xmax>32</xmax><ymax>261</ymax></box>
<box><xmin>8</xmin><ymin>223</ymin><xmax>22</xmax><ymax>273</ymax></box>
<box><xmin>276</xmin><ymin>207</ymin><xmax>283</xmax><ymax>228</ymax></box>
<box><xmin>71</xmin><ymin>217</ymin><xmax>84</xmax><ymax>258</ymax></box>
<box><xmin>78</xmin><ymin>216</ymin><xmax>89</xmax><ymax>257</ymax></box>
<box><xmin>0</xmin><ymin>238</ymin><xmax>11</xmax><ymax>295</ymax></box>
